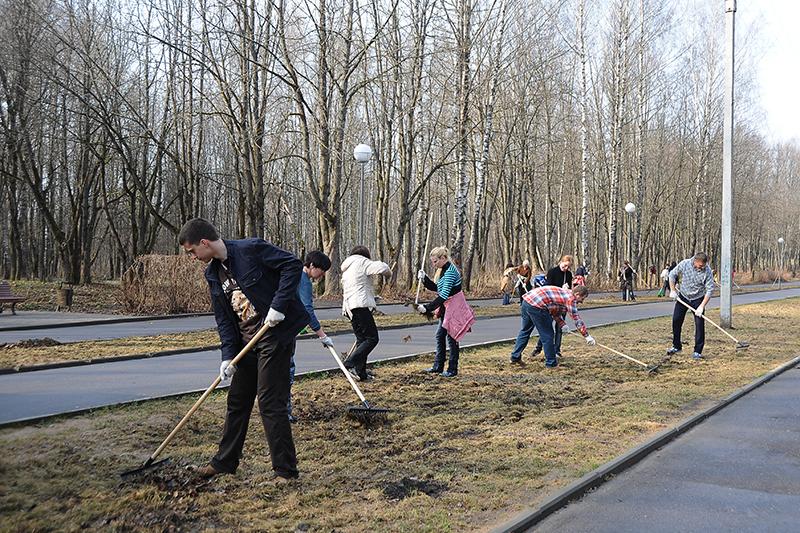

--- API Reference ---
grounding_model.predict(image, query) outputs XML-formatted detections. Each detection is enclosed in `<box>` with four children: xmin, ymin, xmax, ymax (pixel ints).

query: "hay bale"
<box><xmin>120</xmin><ymin>255</ymin><xmax>210</xmax><ymax>314</ymax></box>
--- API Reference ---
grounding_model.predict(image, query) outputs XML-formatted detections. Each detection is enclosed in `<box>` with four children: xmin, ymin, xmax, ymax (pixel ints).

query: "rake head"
<box><xmin>736</xmin><ymin>340</ymin><xmax>750</xmax><ymax>350</ymax></box>
<box><xmin>346</xmin><ymin>405</ymin><xmax>390</xmax><ymax>426</ymax></box>
<box><xmin>120</xmin><ymin>457</ymin><xmax>170</xmax><ymax>479</ymax></box>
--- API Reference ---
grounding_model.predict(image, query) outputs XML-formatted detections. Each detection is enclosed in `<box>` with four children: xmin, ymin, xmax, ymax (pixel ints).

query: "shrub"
<box><xmin>121</xmin><ymin>255</ymin><xmax>210</xmax><ymax>314</ymax></box>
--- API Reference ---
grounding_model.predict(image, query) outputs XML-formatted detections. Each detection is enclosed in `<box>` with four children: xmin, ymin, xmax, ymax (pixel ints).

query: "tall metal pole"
<box><xmin>778</xmin><ymin>238</ymin><xmax>785</xmax><ymax>290</ymax></box>
<box><xmin>358</xmin><ymin>163</ymin><xmax>365</xmax><ymax>245</ymax></box>
<box><xmin>720</xmin><ymin>0</ymin><xmax>735</xmax><ymax>328</ymax></box>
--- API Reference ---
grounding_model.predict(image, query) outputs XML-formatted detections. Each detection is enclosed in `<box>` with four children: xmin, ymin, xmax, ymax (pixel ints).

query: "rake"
<box><xmin>325</xmin><ymin>344</ymin><xmax>390</xmax><ymax>424</ymax></box>
<box><xmin>120</xmin><ymin>323</ymin><xmax>272</xmax><ymax>478</ymax></box>
<box><xmin>674</xmin><ymin>296</ymin><xmax>750</xmax><ymax>349</ymax></box>
<box><xmin>568</xmin><ymin>330</ymin><xmax>662</xmax><ymax>374</ymax></box>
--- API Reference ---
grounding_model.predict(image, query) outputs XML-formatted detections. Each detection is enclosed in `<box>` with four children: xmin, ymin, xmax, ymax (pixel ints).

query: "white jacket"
<box><xmin>341</xmin><ymin>254</ymin><xmax>391</xmax><ymax>318</ymax></box>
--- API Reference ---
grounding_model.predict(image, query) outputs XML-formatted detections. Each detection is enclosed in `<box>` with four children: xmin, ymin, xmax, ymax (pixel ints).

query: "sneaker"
<box><xmin>692</xmin><ymin>352</ymin><xmax>704</xmax><ymax>359</ymax></box>
<box><xmin>440</xmin><ymin>371</ymin><xmax>458</xmax><ymax>378</ymax></box>
<box><xmin>346</xmin><ymin>367</ymin><xmax>361</xmax><ymax>381</ymax></box>
<box><xmin>288</xmin><ymin>414</ymin><xmax>298</xmax><ymax>423</ymax></box>
<box><xmin>555</xmin><ymin>352</ymin><xmax>561</xmax><ymax>359</ymax></box>
<box><xmin>194</xmin><ymin>463</ymin><xmax>223</xmax><ymax>479</ymax></box>
<box><xmin>424</xmin><ymin>367</ymin><xmax>443</xmax><ymax>374</ymax></box>
<box><xmin>360</xmin><ymin>373</ymin><xmax>374</xmax><ymax>382</ymax></box>
<box><xmin>545</xmin><ymin>361</ymin><xmax>559</xmax><ymax>368</ymax></box>
<box><xmin>666</xmin><ymin>347</ymin><xmax>681</xmax><ymax>356</ymax></box>
<box><xmin>532</xmin><ymin>345</ymin><xmax>543</xmax><ymax>356</ymax></box>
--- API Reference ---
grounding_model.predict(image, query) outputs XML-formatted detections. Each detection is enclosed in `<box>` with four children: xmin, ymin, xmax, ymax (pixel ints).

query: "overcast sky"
<box><xmin>743</xmin><ymin>0</ymin><xmax>800</xmax><ymax>143</ymax></box>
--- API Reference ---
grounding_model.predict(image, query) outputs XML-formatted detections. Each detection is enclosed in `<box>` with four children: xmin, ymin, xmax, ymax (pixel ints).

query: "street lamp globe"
<box><xmin>778</xmin><ymin>237</ymin><xmax>785</xmax><ymax>245</ymax></box>
<box><xmin>624</xmin><ymin>202</ymin><xmax>636</xmax><ymax>214</ymax></box>
<box><xmin>353</xmin><ymin>144</ymin><xmax>372</xmax><ymax>163</ymax></box>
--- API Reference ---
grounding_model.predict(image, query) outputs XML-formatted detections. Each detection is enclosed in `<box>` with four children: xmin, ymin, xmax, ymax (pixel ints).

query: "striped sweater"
<box><xmin>422</xmin><ymin>261</ymin><xmax>462</xmax><ymax>314</ymax></box>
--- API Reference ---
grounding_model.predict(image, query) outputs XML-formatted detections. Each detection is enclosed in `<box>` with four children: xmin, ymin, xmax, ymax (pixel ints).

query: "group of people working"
<box><xmin>177</xmin><ymin>217</ymin><xmax>714</xmax><ymax>483</ymax></box>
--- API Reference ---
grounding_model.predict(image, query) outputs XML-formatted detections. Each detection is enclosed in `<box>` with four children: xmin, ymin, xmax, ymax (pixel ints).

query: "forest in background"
<box><xmin>2</xmin><ymin>0</ymin><xmax>798</xmax><ymax>293</ymax></box>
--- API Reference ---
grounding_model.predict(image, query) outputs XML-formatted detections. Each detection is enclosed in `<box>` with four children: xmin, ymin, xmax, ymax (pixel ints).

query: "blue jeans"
<box><xmin>510</xmin><ymin>301</ymin><xmax>536</xmax><ymax>360</ymax></box>
<box><xmin>533</xmin><ymin>314</ymin><xmax>564</xmax><ymax>355</ymax></box>
<box><xmin>502</xmin><ymin>292</ymin><xmax>511</xmax><ymax>305</ymax></box>
<box><xmin>511</xmin><ymin>302</ymin><xmax>558</xmax><ymax>366</ymax></box>
<box><xmin>432</xmin><ymin>319</ymin><xmax>460</xmax><ymax>373</ymax></box>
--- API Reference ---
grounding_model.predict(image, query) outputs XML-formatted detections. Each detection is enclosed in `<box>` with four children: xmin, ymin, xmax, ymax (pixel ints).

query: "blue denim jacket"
<box><xmin>204</xmin><ymin>238</ymin><xmax>309</xmax><ymax>361</ymax></box>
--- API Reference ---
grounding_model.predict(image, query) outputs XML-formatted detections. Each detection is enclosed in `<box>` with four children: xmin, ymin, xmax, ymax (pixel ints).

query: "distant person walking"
<box><xmin>619</xmin><ymin>261</ymin><xmax>636</xmax><ymax>301</ymax></box>
<box><xmin>510</xmin><ymin>285</ymin><xmax>595</xmax><ymax>367</ymax></box>
<box><xmin>416</xmin><ymin>247</ymin><xmax>474</xmax><ymax>377</ymax></box>
<box><xmin>667</xmin><ymin>252</ymin><xmax>714</xmax><ymax>360</ymax></box>
<box><xmin>658</xmin><ymin>262</ymin><xmax>676</xmax><ymax>297</ymax></box>
<box><xmin>341</xmin><ymin>246</ymin><xmax>391</xmax><ymax>381</ymax></box>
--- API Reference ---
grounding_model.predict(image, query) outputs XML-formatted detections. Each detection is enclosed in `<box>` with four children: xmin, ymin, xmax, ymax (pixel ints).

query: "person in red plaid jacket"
<box><xmin>510</xmin><ymin>285</ymin><xmax>595</xmax><ymax>367</ymax></box>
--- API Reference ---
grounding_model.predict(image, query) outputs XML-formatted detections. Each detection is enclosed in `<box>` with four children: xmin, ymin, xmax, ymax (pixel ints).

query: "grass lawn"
<box><xmin>0</xmin><ymin>298</ymin><xmax>798</xmax><ymax>531</ymax></box>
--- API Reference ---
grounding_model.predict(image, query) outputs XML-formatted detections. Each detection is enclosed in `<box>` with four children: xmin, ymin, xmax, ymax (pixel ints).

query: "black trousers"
<box><xmin>210</xmin><ymin>334</ymin><xmax>298</xmax><ymax>478</ymax></box>
<box><xmin>345</xmin><ymin>307</ymin><xmax>379</xmax><ymax>378</ymax></box>
<box><xmin>672</xmin><ymin>295</ymin><xmax>706</xmax><ymax>355</ymax></box>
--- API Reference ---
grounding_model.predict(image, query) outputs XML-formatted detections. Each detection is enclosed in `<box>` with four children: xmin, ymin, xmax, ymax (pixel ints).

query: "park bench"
<box><xmin>0</xmin><ymin>281</ymin><xmax>26</xmax><ymax>315</ymax></box>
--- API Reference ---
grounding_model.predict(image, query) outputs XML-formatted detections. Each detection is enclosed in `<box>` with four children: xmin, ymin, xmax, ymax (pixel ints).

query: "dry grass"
<box><xmin>0</xmin><ymin>298</ymin><xmax>798</xmax><ymax>532</ymax></box>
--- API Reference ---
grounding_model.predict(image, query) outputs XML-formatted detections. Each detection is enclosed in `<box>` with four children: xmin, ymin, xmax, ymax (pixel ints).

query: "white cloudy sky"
<box><xmin>743</xmin><ymin>0</ymin><xmax>800</xmax><ymax>143</ymax></box>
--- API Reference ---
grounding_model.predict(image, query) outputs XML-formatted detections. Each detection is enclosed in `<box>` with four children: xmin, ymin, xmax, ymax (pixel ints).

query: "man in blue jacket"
<box><xmin>179</xmin><ymin>218</ymin><xmax>309</xmax><ymax>482</ymax></box>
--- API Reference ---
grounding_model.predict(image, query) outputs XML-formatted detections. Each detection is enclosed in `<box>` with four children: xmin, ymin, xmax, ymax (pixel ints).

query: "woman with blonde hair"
<box><xmin>416</xmin><ymin>246</ymin><xmax>474</xmax><ymax>377</ymax></box>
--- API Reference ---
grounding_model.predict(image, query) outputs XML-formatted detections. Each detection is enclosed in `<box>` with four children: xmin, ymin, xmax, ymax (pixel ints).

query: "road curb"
<box><xmin>490</xmin><ymin>354</ymin><xmax>800</xmax><ymax>533</ymax></box>
<box><xmin>0</xmin><ymin>312</ymin><xmax>213</xmax><ymax>333</ymax></box>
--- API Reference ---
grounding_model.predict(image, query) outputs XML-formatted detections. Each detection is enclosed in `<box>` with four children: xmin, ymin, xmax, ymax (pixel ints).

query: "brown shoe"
<box><xmin>194</xmin><ymin>464</ymin><xmax>223</xmax><ymax>479</ymax></box>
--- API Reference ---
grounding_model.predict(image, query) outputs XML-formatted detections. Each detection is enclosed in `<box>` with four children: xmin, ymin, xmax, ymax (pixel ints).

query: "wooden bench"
<box><xmin>0</xmin><ymin>281</ymin><xmax>26</xmax><ymax>315</ymax></box>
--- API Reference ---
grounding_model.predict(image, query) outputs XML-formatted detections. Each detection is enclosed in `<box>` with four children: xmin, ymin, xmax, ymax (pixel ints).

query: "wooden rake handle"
<box><xmin>567</xmin><ymin>330</ymin><xmax>648</xmax><ymax>368</ymax></box>
<box><xmin>147</xmin><ymin>322</ymin><xmax>272</xmax><ymax>462</ymax></box>
<box><xmin>674</xmin><ymin>296</ymin><xmax>741</xmax><ymax>344</ymax></box>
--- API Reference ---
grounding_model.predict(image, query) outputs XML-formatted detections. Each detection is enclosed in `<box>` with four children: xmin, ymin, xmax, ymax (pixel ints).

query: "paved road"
<box><xmin>1</xmin><ymin>288</ymin><xmax>798</xmax><ymax>425</ymax></box>
<box><xmin>532</xmin><ymin>364</ymin><xmax>800</xmax><ymax>533</ymax></box>
<box><xmin>0</xmin><ymin>300</ymin><xmax>500</xmax><ymax>343</ymax></box>
<box><xmin>3</xmin><ymin>283</ymin><xmax>797</xmax><ymax>344</ymax></box>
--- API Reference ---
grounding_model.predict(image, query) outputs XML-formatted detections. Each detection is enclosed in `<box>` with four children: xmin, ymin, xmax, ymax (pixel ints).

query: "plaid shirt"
<box><xmin>522</xmin><ymin>286</ymin><xmax>588</xmax><ymax>336</ymax></box>
<box><xmin>669</xmin><ymin>258</ymin><xmax>714</xmax><ymax>300</ymax></box>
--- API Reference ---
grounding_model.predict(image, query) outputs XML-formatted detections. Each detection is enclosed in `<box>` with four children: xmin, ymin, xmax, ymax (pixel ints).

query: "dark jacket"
<box><xmin>205</xmin><ymin>238</ymin><xmax>309</xmax><ymax>361</ymax></box>
<box><xmin>546</xmin><ymin>266</ymin><xmax>573</xmax><ymax>288</ymax></box>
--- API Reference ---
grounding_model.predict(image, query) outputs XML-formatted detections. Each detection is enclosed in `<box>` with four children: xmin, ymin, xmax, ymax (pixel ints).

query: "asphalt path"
<box><xmin>1</xmin><ymin>288</ymin><xmax>798</xmax><ymax>425</ymax></box>
<box><xmin>2</xmin><ymin>282</ymin><xmax>796</xmax><ymax>344</ymax></box>
<box><xmin>532</xmin><ymin>364</ymin><xmax>800</xmax><ymax>533</ymax></box>
<box><xmin>0</xmin><ymin>301</ymin><xmax>494</xmax><ymax>343</ymax></box>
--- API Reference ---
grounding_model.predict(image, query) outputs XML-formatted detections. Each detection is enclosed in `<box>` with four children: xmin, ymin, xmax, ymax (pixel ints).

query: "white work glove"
<box><xmin>219</xmin><ymin>359</ymin><xmax>236</xmax><ymax>382</ymax></box>
<box><xmin>265</xmin><ymin>307</ymin><xmax>285</xmax><ymax>327</ymax></box>
<box><xmin>417</xmin><ymin>269</ymin><xmax>427</xmax><ymax>281</ymax></box>
<box><xmin>694</xmin><ymin>305</ymin><xmax>705</xmax><ymax>317</ymax></box>
<box><xmin>669</xmin><ymin>290</ymin><xmax>678</xmax><ymax>300</ymax></box>
<box><xmin>561</xmin><ymin>324</ymin><xmax>570</xmax><ymax>333</ymax></box>
<box><xmin>416</xmin><ymin>304</ymin><xmax>428</xmax><ymax>314</ymax></box>
<box><xmin>562</xmin><ymin>283</ymin><xmax>570</xmax><ymax>290</ymax></box>
<box><xmin>585</xmin><ymin>335</ymin><xmax>596</xmax><ymax>346</ymax></box>
<box><xmin>320</xmin><ymin>335</ymin><xmax>334</xmax><ymax>348</ymax></box>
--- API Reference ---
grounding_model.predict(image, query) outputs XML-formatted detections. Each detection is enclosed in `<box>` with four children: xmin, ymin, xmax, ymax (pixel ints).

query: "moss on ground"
<box><xmin>0</xmin><ymin>299</ymin><xmax>798</xmax><ymax>531</ymax></box>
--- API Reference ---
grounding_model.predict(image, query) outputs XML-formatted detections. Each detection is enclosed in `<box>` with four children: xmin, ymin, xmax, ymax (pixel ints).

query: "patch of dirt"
<box><xmin>382</xmin><ymin>477</ymin><xmax>449</xmax><ymax>500</ymax></box>
<box><xmin>0</xmin><ymin>338</ymin><xmax>62</xmax><ymax>350</ymax></box>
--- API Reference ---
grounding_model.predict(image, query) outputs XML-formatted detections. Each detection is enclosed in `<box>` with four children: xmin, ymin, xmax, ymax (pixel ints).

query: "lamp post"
<box><xmin>353</xmin><ymin>144</ymin><xmax>372</xmax><ymax>247</ymax></box>
<box><xmin>720</xmin><ymin>0</ymin><xmax>736</xmax><ymax>327</ymax></box>
<box><xmin>624</xmin><ymin>202</ymin><xmax>636</xmax><ymax>262</ymax></box>
<box><xmin>778</xmin><ymin>237</ymin><xmax>785</xmax><ymax>289</ymax></box>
